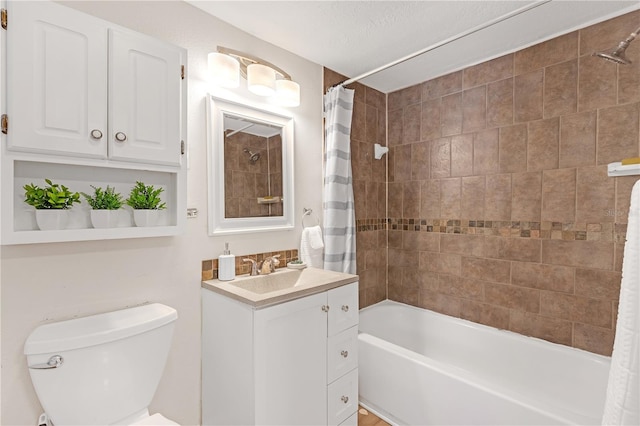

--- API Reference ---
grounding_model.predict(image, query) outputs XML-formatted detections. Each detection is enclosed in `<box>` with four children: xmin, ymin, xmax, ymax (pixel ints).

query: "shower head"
<box><xmin>592</xmin><ymin>27</ymin><xmax>639</xmax><ymax>65</ymax></box>
<box><xmin>593</xmin><ymin>41</ymin><xmax>632</xmax><ymax>65</ymax></box>
<box><xmin>243</xmin><ymin>148</ymin><xmax>261</xmax><ymax>164</ymax></box>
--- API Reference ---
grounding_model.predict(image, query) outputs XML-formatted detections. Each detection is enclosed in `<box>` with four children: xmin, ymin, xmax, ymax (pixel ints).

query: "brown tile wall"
<box><xmin>324</xmin><ymin>68</ymin><xmax>388</xmax><ymax>309</ymax></box>
<box><xmin>386</xmin><ymin>10</ymin><xmax>640</xmax><ymax>356</ymax></box>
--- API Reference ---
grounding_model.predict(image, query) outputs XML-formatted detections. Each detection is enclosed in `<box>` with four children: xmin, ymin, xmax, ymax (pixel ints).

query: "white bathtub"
<box><xmin>358</xmin><ymin>301</ymin><xmax>611</xmax><ymax>425</ymax></box>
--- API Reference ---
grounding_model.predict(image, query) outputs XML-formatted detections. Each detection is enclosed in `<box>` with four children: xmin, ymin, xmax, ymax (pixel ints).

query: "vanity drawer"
<box><xmin>327</xmin><ymin>368</ymin><xmax>358</xmax><ymax>426</ymax></box>
<box><xmin>339</xmin><ymin>412</ymin><xmax>357</xmax><ymax>426</ymax></box>
<box><xmin>328</xmin><ymin>282</ymin><xmax>358</xmax><ymax>336</ymax></box>
<box><xmin>327</xmin><ymin>325</ymin><xmax>358</xmax><ymax>384</ymax></box>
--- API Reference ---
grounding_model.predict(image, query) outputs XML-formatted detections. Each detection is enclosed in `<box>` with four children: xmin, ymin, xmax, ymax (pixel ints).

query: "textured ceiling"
<box><xmin>187</xmin><ymin>1</ymin><xmax>640</xmax><ymax>93</ymax></box>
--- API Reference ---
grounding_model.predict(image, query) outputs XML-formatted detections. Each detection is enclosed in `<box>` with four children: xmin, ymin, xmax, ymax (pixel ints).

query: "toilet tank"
<box><xmin>24</xmin><ymin>303</ymin><xmax>178</xmax><ymax>426</ymax></box>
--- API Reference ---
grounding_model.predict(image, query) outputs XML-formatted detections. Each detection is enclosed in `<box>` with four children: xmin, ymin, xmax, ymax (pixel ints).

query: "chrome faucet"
<box><xmin>243</xmin><ymin>258</ymin><xmax>259</xmax><ymax>276</ymax></box>
<box><xmin>258</xmin><ymin>254</ymin><xmax>281</xmax><ymax>275</ymax></box>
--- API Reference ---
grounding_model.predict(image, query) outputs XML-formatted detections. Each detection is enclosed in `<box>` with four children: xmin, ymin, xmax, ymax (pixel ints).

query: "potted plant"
<box><xmin>126</xmin><ymin>181</ymin><xmax>167</xmax><ymax>227</ymax></box>
<box><xmin>81</xmin><ymin>185</ymin><xmax>124</xmax><ymax>229</ymax></box>
<box><xmin>23</xmin><ymin>179</ymin><xmax>81</xmax><ymax>230</ymax></box>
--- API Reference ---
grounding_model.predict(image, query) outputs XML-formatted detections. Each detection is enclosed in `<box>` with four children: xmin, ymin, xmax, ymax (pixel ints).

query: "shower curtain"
<box><xmin>602</xmin><ymin>180</ymin><xmax>640</xmax><ymax>425</ymax></box>
<box><xmin>322</xmin><ymin>86</ymin><xmax>356</xmax><ymax>274</ymax></box>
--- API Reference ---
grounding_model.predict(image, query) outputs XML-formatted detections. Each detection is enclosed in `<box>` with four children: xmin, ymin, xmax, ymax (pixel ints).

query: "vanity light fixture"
<box><xmin>209</xmin><ymin>46</ymin><xmax>300</xmax><ymax>107</ymax></box>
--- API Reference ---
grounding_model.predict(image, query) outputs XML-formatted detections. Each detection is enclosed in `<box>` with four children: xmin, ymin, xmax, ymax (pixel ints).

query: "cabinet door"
<box><xmin>7</xmin><ymin>1</ymin><xmax>108</xmax><ymax>158</ymax></box>
<box><xmin>254</xmin><ymin>293</ymin><xmax>328</xmax><ymax>425</ymax></box>
<box><xmin>108</xmin><ymin>29</ymin><xmax>183</xmax><ymax>166</ymax></box>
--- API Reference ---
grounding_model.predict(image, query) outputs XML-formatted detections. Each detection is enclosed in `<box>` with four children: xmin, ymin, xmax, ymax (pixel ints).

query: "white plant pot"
<box><xmin>90</xmin><ymin>209</ymin><xmax>120</xmax><ymax>229</ymax></box>
<box><xmin>133</xmin><ymin>209</ymin><xmax>160</xmax><ymax>227</ymax></box>
<box><xmin>35</xmin><ymin>209</ymin><xmax>69</xmax><ymax>231</ymax></box>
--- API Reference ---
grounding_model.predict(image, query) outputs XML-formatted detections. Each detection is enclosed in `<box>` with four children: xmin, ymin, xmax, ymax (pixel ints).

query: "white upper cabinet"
<box><xmin>6</xmin><ymin>1</ymin><xmax>184</xmax><ymax>167</ymax></box>
<box><xmin>1</xmin><ymin>0</ymin><xmax>187</xmax><ymax>244</ymax></box>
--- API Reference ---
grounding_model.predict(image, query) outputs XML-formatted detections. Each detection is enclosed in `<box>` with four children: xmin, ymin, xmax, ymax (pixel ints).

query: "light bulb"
<box><xmin>275</xmin><ymin>80</ymin><xmax>300</xmax><ymax>107</ymax></box>
<box><xmin>208</xmin><ymin>52</ymin><xmax>239</xmax><ymax>88</ymax></box>
<box><xmin>247</xmin><ymin>63</ymin><xmax>276</xmax><ymax>97</ymax></box>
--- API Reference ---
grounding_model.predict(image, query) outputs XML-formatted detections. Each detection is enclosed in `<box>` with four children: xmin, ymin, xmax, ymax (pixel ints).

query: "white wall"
<box><xmin>0</xmin><ymin>1</ymin><xmax>324</xmax><ymax>424</ymax></box>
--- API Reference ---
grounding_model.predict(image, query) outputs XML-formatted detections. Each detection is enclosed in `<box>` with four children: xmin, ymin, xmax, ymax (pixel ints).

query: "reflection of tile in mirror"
<box><xmin>223</xmin><ymin>121</ymin><xmax>284</xmax><ymax>218</ymax></box>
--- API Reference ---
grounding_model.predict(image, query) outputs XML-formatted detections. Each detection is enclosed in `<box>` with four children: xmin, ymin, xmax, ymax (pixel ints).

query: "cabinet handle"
<box><xmin>341</xmin><ymin>395</ymin><xmax>349</xmax><ymax>404</ymax></box>
<box><xmin>90</xmin><ymin>129</ymin><xmax>103</xmax><ymax>140</ymax></box>
<box><xmin>341</xmin><ymin>350</ymin><xmax>349</xmax><ymax>358</ymax></box>
<box><xmin>342</xmin><ymin>305</ymin><xmax>349</xmax><ymax>312</ymax></box>
<box><xmin>114</xmin><ymin>132</ymin><xmax>127</xmax><ymax>142</ymax></box>
<box><xmin>321</xmin><ymin>305</ymin><xmax>330</xmax><ymax>313</ymax></box>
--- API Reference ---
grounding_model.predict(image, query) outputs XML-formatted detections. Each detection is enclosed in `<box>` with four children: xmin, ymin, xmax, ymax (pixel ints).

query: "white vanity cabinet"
<box><xmin>201</xmin><ymin>281</ymin><xmax>359</xmax><ymax>426</ymax></box>
<box><xmin>7</xmin><ymin>0</ymin><xmax>184</xmax><ymax>167</ymax></box>
<box><xmin>1</xmin><ymin>0</ymin><xmax>187</xmax><ymax>244</ymax></box>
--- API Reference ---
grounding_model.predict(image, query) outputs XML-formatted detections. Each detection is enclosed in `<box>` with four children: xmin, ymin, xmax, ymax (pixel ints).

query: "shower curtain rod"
<box><xmin>336</xmin><ymin>0</ymin><xmax>552</xmax><ymax>88</ymax></box>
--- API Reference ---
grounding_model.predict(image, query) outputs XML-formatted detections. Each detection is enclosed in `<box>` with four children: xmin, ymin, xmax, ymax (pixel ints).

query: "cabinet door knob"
<box><xmin>90</xmin><ymin>129</ymin><xmax>103</xmax><ymax>140</ymax></box>
<box><xmin>114</xmin><ymin>131</ymin><xmax>127</xmax><ymax>142</ymax></box>
<box><xmin>321</xmin><ymin>305</ymin><xmax>330</xmax><ymax>313</ymax></box>
<box><xmin>341</xmin><ymin>395</ymin><xmax>349</xmax><ymax>404</ymax></box>
<box><xmin>341</xmin><ymin>350</ymin><xmax>349</xmax><ymax>358</ymax></box>
<box><xmin>341</xmin><ymin>305</ymin><xmax>349</xmax><ymax>312</ymax></box>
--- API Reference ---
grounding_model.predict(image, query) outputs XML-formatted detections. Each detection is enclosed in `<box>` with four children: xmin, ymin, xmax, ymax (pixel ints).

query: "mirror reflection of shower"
<box><xmin>223</xmin><ymin>115</ymin><xmax>283</xmax><ymax>218</ymax></box>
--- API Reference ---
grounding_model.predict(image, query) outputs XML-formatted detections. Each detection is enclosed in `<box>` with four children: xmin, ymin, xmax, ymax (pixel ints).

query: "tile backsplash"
<box><xmin>202</xmin><ymin>249</ymin><xmax>298</xmax><ymax>281</ymax></box>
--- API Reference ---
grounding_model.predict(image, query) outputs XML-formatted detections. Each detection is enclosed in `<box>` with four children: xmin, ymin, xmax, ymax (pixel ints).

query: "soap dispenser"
<box><xmin>218</xmin><ymin>243</ymin><xmax>235</xmax><ymax>281</ymax></box>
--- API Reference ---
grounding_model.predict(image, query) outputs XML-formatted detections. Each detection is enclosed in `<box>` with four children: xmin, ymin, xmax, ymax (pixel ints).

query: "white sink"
<box><xmin>202</xmin><ymin>267</ymin><xmax>358</xmax><ymax>308</ymax></box>
<box><xmin>231</xmin><ymin>269</ymin><xmax>302</xmax><ymax>294</ymax></box>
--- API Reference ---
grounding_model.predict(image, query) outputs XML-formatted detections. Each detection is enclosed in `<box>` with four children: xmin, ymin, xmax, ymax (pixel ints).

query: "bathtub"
<box><xmin>358</xmin><ymin>301</ymin><xmax>611</xmax><ymax>425</ymax></box>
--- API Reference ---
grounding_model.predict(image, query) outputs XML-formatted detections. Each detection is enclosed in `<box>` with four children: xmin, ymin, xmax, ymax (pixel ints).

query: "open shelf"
<box><xmin>2</xmin><ymin>158</ymin><xmax>186</xmax><ymax>245</ymax></box>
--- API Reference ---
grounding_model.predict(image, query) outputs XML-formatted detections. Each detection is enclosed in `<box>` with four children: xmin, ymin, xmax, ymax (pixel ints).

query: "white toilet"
<box><xmin>24</xmin><ymin>303</ymin><xmax>180</xmax><ymax>426</ymax></box>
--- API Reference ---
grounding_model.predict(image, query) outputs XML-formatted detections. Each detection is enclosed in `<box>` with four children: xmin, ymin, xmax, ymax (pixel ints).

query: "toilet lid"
<box><xmin>130</xmin><ymin>413</ymin><xmax>179</xmax><ymax>426</ymax></box>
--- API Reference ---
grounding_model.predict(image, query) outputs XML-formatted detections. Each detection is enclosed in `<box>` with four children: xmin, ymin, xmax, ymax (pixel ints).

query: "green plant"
<box><xmin>126</xmin><ymin>181</ymin><xmax>167</xmax><ymax>210</ymax></box>
<box><xmin>81</xmin><ymin>185</ymin><xmax>124</xmax><ymax>210</ymax></box>
<box><xmin>23</xmin><ymin>179</ymin><xmax>81</xmax><ymax>210</ymax></box>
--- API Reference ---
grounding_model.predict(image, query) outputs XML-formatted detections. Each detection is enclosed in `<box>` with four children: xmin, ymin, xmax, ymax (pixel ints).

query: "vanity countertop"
<box><xmin>201</xmin><ymin>267</ymin><xmax>358</xmax><ymax>309</ymax></box>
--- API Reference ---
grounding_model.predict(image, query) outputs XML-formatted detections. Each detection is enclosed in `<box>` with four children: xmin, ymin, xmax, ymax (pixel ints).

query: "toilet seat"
<box><xmin>130</xmin><ymin>413</ymin><xmax>179</xmax><ymax>425</ymax></box>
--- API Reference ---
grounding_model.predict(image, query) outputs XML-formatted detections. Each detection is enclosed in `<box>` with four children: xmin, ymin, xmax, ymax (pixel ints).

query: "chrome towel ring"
<box><xmin>302</xmin><ymin>208</ymin><xmax>320</xmax><ymax>229</ymax></box>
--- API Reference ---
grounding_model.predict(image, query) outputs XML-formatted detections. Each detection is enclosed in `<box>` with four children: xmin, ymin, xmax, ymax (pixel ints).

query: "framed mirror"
<box><xmin>206</xmin><ymin>96</ymin><xmax>294</xmax><ymax>235</ymax></box>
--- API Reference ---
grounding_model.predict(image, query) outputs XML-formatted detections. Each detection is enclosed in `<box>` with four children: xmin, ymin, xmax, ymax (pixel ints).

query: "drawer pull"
<box><xmin>90</xmin><ymin>129</ymin><xmax>103</xmax><ymax>140</ymax></box>
<box><xmin>341</xmin><ymin>305</ymin><xmax>349</xmax><ymax>312</ymax></box>
<box><xmin>341</xmin><ymin>395</ymin><xmax>349</xmax><ymax>404</ymax></box>
<box><xmin>341</xmin><ymin>350</ymin><xmax>349</xmax><ymax>358</ymax></box>
<box><xmin>115</xmin><ymin>131</ymin><xmax>127</xmax><ymax>142</ymax></box>
<box><xmin>321</xmin><ymin>305</ymin><xmax>330</xmax><ymax>312</ymax></box>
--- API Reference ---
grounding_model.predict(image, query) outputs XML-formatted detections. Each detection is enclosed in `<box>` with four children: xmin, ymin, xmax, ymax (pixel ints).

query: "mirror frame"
<box><xmin>206</xmin><ymin>95</ymin><xmax>294</xmax><ymax>235</ymax></box>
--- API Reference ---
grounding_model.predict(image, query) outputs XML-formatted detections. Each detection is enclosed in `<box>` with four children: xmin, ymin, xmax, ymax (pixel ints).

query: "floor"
<box><xmin>358</xmin><ymin>406</ymin><xmax>390</xmax><ymax>426</ymax></box>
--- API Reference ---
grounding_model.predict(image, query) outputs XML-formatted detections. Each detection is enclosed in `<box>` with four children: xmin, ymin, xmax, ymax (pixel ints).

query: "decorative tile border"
<box><xmin>357</xmin><ymin>218</ymin><xmax>627</xmax><ymax>243</ymax></box>
<box><xmin>356</xmin><ymin>218</ymin><xmax>389</xmax><ymax>232</ymax></box>
<box><xmin>202</xmin><ymin>249</ymin><xmax>299</xmax><ymax>281</ymax></box>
